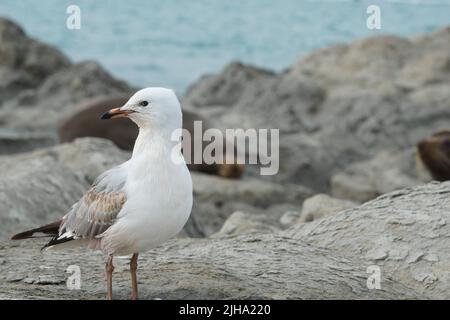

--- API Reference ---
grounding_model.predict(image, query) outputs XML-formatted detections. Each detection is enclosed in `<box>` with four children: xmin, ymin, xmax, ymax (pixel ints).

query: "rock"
<box><xmin>0</xmin><ymin>61</ymin><xmax>133</xmax><ymax>133</ymax></box>
<box><xmin>23</xmin><ymin>275</ymin><xmax>65</xmax><ymax>285</ymax></box>
<box><xmin>0</xmin><ymin>18</ymin><xmax>70</xmax><ymax>103</ymax></box>
<box><xmin>0</xmin><ymin>128</ymin><xmax>56</xmax><ymax>155</ymax></box>
<box><xmin>0</xmin><ymin>235</ymin><xmax>419</xmax><ymax>299</ymax></box>
<box><xmin>183</xmin><ymin>27</ymin><xmax>450</xmax><ymax>193</ymax></box>
<box><xmin>0</xmin><ymin>67</ymin><xmax>34</xmax><ymax>104</ymax></box>
<box><xmin>0</xmin><ymin>18</ymin><xmax>134</xmax><ymax>155</ymax></box>
<box><xmin>0</xmin><ymin>18</ymin><xmax>70</xmax><ymax>79</ymax></box>
<box><xmin>185</xmin><ymin>172</ymin><xmax>313</xmax><ymax>237</ymax></box>
<box><xmin>291</xmin><ymin>35</ymin><xmax>415</xmax><ymax>91</ymax></box>
<box><xmin>47</xmin><ymin>138</ymin><xmax>130</xmax><ymax>184</ymax></box>
<box><xmin>183</xmin><ymin>61</ymin><xmax>324</xmax><ymax>133</ymax></box>
<box><xmin>331</xmin><ymin>149</ymin><xmax>427</xmax><ymax>202</ymax></box>
<box><xmin>330</xmin><ymin>174</ymin><xmax>379</xmax><ymax>203</ymax></box>
<box><xmin>212</xmin><ymin>211</ymin><xmax>280</xmax><ymax>237</ymax></box>
<box><xmin>298</xmin><ymin>194</ymin><xmax>357</xmax><ymax>223</ymax></box>
<box><xmin>274</xmin><ymin>133</ymin><xmax>335</xmax><ymax>192</ymax></box>
<box><xmin>279</xmin><ymin>210</ymin><xmax>302</xmax><ymax>227</ymax></box>
<box><xmin>0</xmin><ymin>60</ymin><xmax>133</xmax><ymax>155</ymax></box>
<box><xmin>0</xmin><ymin>138</ymin><xmax>129</xmax><ymax>239</ymax></box>
<box><xmin>286</xmin><ymin>181</ymin><xmax>450</xmax><ymax>299</ymax></box>
<box><xmin>183</xmin><ymin>61</ymin><xmax>275</xmax><ymax>111</ymax></box>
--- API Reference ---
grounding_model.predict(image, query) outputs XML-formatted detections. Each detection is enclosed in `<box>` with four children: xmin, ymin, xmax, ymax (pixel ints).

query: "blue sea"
<box><xmin>1</xmin><ymin>0</ymin><xmax>449</xmax><ymax>94</ymax></box>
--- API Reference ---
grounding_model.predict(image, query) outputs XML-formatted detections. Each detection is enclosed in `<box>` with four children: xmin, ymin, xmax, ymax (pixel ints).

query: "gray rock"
<box><xmin>184</xmin><ymin>62</ymin><xmax>276</xmax><ymax>110</ymax></box>
<box><xmin>23</xmin><ymin>275</ymin><xmax>65</xmax><ymax>285</ymax></box>
<box><xmin>274</xmin><ymin>133</ymin><xmax>336</xmax><ymax>192</ymax></box>
<box><xmin>211</xmin><ymin>211</ymin><xmax>280</xmax><ymax>237</ymax></box>
<box><xmin>0</xmin><ymin>61</ymin><xmax>133</xmax><ymax>133</ymax></box>
<box><xmin>0</xmin><ymin>128</ymin><xmax>56</xmax><ymax>155</ymax></box>
<box><xmin>286</xmin><ymin>181</ymin><xmax>450</xmax><ymax>299</ymax></box>
<box><xmin>0</xmin><ymin>18</ymin><xmax>70</xmax><ymax>103</ymax></box>
<box><xmin>0</xmin><ymin>235</ymin><xmax>419</xmax><ymax>299</ymax></box>
<box><xmin>0</xmin><ymin>18</ymin><xmax>134</xmax><ymax>155</ymax></box>
<box><xmin>49</xmin><ymin>138</ymin><xmax>131</xmax><ymax>184</ymax></box>
<box><xmin>279</xmin><ymin>210</ymin><xmax>302</xmax><ymax>227</ymax></box>
<box><xmin>330</xmin><ymin>174</ymin><xmax>379</xmax><ymax>204</ymax></box>
<box><xmin>183</xmin><ymin>61</ymin><xmax>324</xmax><ymax>133</ymax></box>
<box><xmin>183</xmin><ymin>27</ymin><xmax>450</xmax><ymax>193</ymax></box>
<box><xmin>298</xmin><ymin>194</ymin><xmax>357</xmax><ymax>223</ymax></box>
<box><xmin>185</xmin><ymin>172</ymin><xmax>312</xmax><ymax>237</ymax></box>
<box><xmin>331</xmin><ymin>149</ymin><xmax>428</xmax><ymax>202</ymax></box>
<box><xmin>0</xmin><ymin>67</ymin><xmax>34</xmax><ymax>104</ymax></box>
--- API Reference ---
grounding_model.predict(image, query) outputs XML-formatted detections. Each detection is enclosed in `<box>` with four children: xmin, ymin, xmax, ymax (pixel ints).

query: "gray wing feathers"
<box><xmin>59</xmin><ymin>165</ymin><xmax>127</xmax><ymax>240</ymax></box>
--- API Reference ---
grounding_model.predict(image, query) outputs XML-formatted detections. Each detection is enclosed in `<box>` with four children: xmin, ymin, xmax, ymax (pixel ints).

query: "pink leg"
<box><xmin>130</xmin><ymin>253</ymin><xmax>139</xmax><ymax>300</ymax></box>
<box><xmin>105</xmin><ymin>255</ymin><xmax>114</xmax><ymax>300</ymax></box>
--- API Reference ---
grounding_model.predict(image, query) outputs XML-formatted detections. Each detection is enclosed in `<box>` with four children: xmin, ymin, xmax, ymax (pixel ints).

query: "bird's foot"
<box><xmin>129</xmin><ymin>293</ymin><xmax>138</xmax><ymax>300</ymax></box>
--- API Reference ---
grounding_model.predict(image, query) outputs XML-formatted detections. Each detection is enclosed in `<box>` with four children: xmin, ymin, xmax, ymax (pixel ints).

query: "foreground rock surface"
<box><xmin>287</xmin><ymin>181</ymin><xmax>450</xmax><ymax>299</ymax></box>
<box><xmin>0</xmin><ymin>234</ymin><xmax>417</xmax><ymax>300</ymax></box>
<box><xmin>3</xmin><ymin>182</ymin><xmax>450</xmax><ymax>299</ymax></box>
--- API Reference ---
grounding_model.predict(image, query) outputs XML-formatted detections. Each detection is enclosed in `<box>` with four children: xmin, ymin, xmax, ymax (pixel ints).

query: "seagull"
<box><xmin>11</xmin><ymin>87</ymin><xmax>193</xmax><ymax>300</ymax></box>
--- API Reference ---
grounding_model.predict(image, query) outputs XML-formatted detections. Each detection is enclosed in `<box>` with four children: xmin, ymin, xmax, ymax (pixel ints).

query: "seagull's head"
<box><xmin>101</xmin><ymin>87</ymin><xmax>182</xmax><ymax>134</ymax></box>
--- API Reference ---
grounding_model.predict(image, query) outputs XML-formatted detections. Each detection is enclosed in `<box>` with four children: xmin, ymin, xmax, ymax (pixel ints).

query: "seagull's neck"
<box><xmin>131</xmin><ymin>126</ymin><xmax>179</xmax><ymax>161</ymax></box>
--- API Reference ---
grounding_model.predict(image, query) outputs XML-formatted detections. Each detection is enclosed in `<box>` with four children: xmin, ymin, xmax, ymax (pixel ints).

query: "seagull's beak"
<box><xmin>100</xmin><ymin>107</ymin><xmax>135</xmax><ymax>120</ymax></box>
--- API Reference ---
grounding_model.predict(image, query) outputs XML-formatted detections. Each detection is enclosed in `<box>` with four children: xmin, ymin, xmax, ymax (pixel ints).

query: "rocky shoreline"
<box><xmin>1</xmin><ymin>17</ymin><xmax>450</xmax><ymax>299</ymax></box>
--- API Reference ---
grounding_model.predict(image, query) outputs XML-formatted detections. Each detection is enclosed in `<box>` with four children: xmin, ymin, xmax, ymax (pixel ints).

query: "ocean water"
<box><xmin>0</xmin><ymin>0</ymin><xmax>449</xmax><ymax>94</ymax></box>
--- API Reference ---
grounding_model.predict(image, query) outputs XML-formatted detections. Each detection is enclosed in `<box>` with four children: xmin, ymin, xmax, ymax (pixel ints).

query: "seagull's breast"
<box><xmin>103</xmin><ymin>142</ymin><xmax>193</xmax><ymax>255</ymax></box>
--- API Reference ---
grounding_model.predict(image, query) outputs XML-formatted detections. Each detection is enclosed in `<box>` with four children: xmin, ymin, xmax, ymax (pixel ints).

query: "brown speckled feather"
<box><xmin>37</xmin><ymin>164</ymin><xmax>128</xmax><ymax>249</ymax></box>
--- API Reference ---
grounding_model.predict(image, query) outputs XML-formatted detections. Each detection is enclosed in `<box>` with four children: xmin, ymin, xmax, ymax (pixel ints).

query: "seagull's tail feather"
<box><xmin>11</xmin><ymin>220</ymin><xmax>61</xmax><ymax>240</ymax></box>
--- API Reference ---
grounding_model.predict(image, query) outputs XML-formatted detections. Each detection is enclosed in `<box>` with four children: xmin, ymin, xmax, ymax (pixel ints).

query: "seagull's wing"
<box><xmin>44</xmin><ymin>164</ymin><xmax>128</xmax><ymax>248</ymax></box>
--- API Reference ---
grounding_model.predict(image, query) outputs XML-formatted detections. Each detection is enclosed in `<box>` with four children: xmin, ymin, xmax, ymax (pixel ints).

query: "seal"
<box><xmin>58</xmin><ymin>95</ymin><xmax>244</xmax><ymax>178</ymax></box>
<box><xmin>416</xmin><ymin>130</ymin><xmax>450</xmax><ymax>181</ymax></box>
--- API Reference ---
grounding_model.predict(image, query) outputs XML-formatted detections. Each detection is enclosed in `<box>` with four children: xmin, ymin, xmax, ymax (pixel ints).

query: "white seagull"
<box><xmin>11</xmin><ymin>87</ymin><xmax>193</xmax><ymax>300</ymax></box>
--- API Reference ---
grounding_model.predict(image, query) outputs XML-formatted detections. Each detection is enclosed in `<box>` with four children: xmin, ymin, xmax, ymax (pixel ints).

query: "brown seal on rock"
<box><xmin>416</xmin><ymin>130</ymin><xmax>450</xmax><ymax>181</ymax></box>
<box><xmin>58</xmin><ymin>95</ymin><xmax>244</xmax><ymax>178</ymax></box>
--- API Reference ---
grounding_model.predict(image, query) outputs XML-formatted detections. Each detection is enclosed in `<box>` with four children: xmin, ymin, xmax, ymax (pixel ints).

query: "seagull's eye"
<box><xmin>139</xmin><ymin>101</ymin><xmax>149</xmax><ymax>107</ymax></box>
